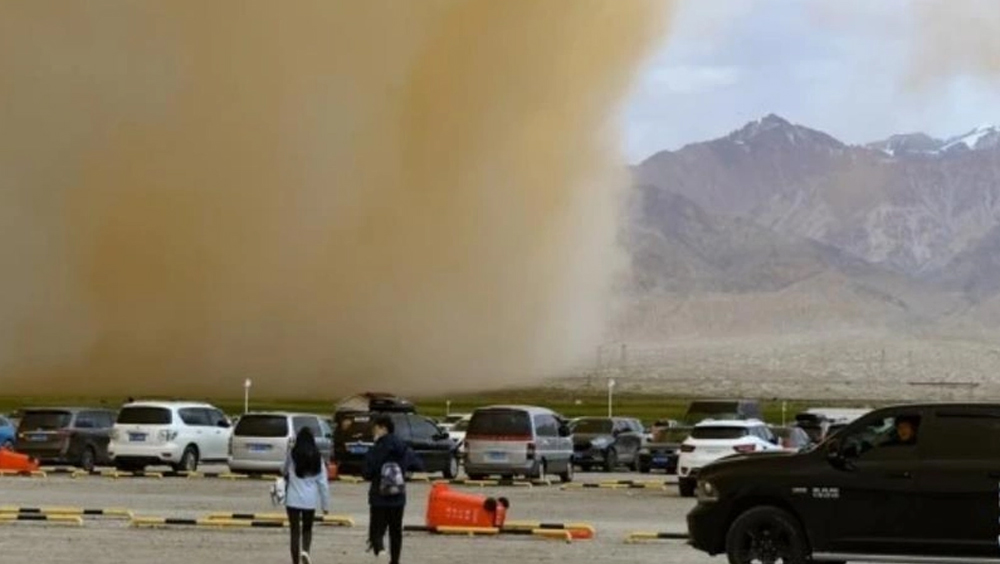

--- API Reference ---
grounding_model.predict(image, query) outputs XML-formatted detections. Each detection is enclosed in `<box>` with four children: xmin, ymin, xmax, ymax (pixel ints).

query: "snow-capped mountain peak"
<box><xmin>941</xmin><ymin>124</ymin><xmax>1000</xmax><ymax>152</ymax></box>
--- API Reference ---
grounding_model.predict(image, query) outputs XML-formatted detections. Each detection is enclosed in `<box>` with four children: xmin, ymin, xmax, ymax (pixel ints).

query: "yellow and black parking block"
<box><xmin>625</xmin><ymin>531</ymin><xmax>689</xmax><ymax>543</ymax></box>
<box><xmin>0</xmin><ymin>514</ymin><xmax>83</xmax><ymax>526</ymax></box>
<box><xmin>0</xmin><ymin>506</ymin><xmax>133</xmax><ymax>520</ymax></box>
<box><xmin>0</xmin><ymin>470</ymin><xmax>47</xmax><ymax>478</ymax></box>
<box><xmin>206</xmin><ymin>513</ymin><xmax>354</xmax><ymax>527</ymax></box>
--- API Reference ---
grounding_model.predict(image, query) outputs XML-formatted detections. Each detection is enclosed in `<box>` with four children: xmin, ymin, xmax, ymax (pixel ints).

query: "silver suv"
<box><xmin>228</xmin><ymin>412</ymin><xmax>332</xmax><ymax>474</ymax></box>
<box><xmin>464</xmin><ymin>405</ymin><xmax>573</xmax><ymax>482</ymax></box>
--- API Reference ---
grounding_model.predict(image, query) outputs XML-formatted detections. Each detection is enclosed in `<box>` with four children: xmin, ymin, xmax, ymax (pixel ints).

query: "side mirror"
<box><xmin>558</xmin><ymin>425</ymin><xmax>571</xmax><ymax>438</ymax></box>
<box><xmin>217</xmin><ymin>420</ymin><xmax>231</xmax><ymax>429</ymax></box>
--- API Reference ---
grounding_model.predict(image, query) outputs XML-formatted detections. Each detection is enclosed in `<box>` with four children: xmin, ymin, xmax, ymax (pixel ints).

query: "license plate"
<box><xmin>348</xmin><ymin>444</ymin><xmax>369</xmax><ymax>455</ymax></box>
<box><xmin>28</xmin><ymin>434</ymin><xmax>48</xmax><ymax>442</ymax></box>
<box><xmin>486</xmin><ymin>451</ymin><xmax>507</xmax><ymax>462</ymax></box>
<box><xmin>128</xmin><ymin>433</ymin><xmax>147</xmax><ymax>442</ymax></box>
<box><xmin>248</xmin><ymin>444</ymin><xmax>271</xmax><ymax>452</ymax></box>
<box><xmin>653</xmin><ymin>456</ymin><xmax>667</xmax><ymax>464</ymax></box>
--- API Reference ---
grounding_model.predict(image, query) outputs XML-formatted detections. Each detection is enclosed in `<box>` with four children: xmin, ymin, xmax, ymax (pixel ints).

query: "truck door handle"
<box><xmin>885</xmin><ymin>471</ymin><xmax>912</xmax><ymax>479</ymax></box>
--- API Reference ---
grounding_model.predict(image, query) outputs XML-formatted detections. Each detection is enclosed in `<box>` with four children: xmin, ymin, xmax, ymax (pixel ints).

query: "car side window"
<box><xmin>179</xmin><ymin>408</ymin><xmax>209</xmax><ymax>427</ymax></box>
<box><xmin>75</xmin><ymin>412</ymin><xmax>95</xmax><ymax>429</ymax></box>
<box><xmin>840</xmin><ymin>414</ymin><xmax>921</xmax><ymax>460</ymax></box>
<box><xmin>293</xmin><ymin>416</ymin><xmax>321</xmax><ymax>436</ymax></box>
<box><xmin>404</xmin><ymin>416</ymin><xmax>436</xmax><ymax>441</ymax></box>
<box><xmin>923</xmin><ymin>410</ymin><xmax>1000</xmax><ymax>459</ymax></box>
<box><xmin>534</xmin><ymin>415</ymin><xmax>558</xmax><ymax>438</ymax></box>
<box><xmin>392</xmin><ymin>414</ymin><xmax>413</xmax><ymax>441</ymax></box>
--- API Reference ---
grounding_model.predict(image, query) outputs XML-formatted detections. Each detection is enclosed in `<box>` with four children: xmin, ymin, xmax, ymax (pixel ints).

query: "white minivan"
<box><xmin>228</xmin><ymin>412</ymin><xmax>333</xmax><ymax>474</ymax></box>
<box><xmin>463</xmin><ymin>405</ymin><xmax>574</xmax><ymax>483</ymax></box>
<box><xmin>108</xmin><ymin>401</ymin><xmax>232</xmax><ymax>472</ymax></box>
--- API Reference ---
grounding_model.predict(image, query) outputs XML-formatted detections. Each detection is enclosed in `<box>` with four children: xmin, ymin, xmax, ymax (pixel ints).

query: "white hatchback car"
<box><xmin>676</xmin><ymin>419</ymin><xmax>781</xmax><ymax>497</ymax></box>
<box><xmin>108</xmin><ymin>401</ymin><xmax>232</xmax><ymax>472</ymax></box>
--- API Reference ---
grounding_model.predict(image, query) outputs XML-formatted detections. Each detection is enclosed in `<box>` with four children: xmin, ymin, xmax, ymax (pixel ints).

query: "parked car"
<box><xmin>464</xmin><ymin>405</ymin><xmax>574</xmax><ymax>482</ymax></box>
<box><xmin>682</xmin><ymin>399</ymin><xmax>762</xmax><ymax>426</ymax></box>
<box><xmin>0</xmin><ymin>415</ymin><xmax>16</xmax><ymax>449</ymax></box>
<box><xmin>334</xmin><ymin>411</ymin><xmax>459</xmax><ymax>478</ymax></box>
<box><xmin>447</xmin><ymin>415</ymin><xmax>471</xmax><ymax>450</ymax></box>
<box><xmin>438</xmin><ymin>413</ymin><xmax>470</xmax><ymax>432</ymax></box>
<box><xmin>688</xmin><ymin>403</ymin><xmax>1000</xmax><ymax>563</ymax></box>
<box><xmin>571</xmin><ymin>416</ymin><xmax>644</xmax><ymax>472</ymax></box>
<box><xmin>637</xmin><ymin>426</ymin><xmax>691</xmax><ymax>474</ymax></box>
<box><xmin>14</xmin><ymin>408</ymin><xmax>117</xmax><ymax>471</ymax></box>
<box><xmin>108</xmin><ymin>401</ymin><xmax>232</xmax><ymax>472</ymax></box>
<box><xmin>677</xmin><ymin>419</ymin><xmax>780</xmax><ymax>497</ymax></box>
<box><xmin>228</xmin><ymin>412</ymin><xmax>333</xmax><ymax>474</ymax></box>
<box><xmin>794</xmin><ymin>407</ymin><xmax>870</xmax><ymax>443</ymax></box>
<box><xmin>769</xmin><ymin>425</ymin><xmax>813</xmax><ymax>452</ymax></box>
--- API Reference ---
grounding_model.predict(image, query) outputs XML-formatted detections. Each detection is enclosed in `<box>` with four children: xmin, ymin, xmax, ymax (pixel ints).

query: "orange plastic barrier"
<box><xmin>426</xmin><ymin>483</ymin><xmax>509</xmax><ymax>529</ymax></box>
<box><xmin>0</xmin><ymin>450</ymin><xmax>40</xmax><ymax>472</ymax></box>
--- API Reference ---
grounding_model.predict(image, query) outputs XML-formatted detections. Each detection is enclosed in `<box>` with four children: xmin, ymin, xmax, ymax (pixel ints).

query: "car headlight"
<box><xmin>639</xmin><ymin>448</ymin><xmax>650</xmax><ymax>455</ymax></box>
<box><xmin>591</xmin><ymin>438</ymin><xmax>611</xmax><ymax>448</ymax></box>
<box><xmin>697</xmin><ymin>480</ymin><xmax>719</xmax><ymax>501</ymax></box>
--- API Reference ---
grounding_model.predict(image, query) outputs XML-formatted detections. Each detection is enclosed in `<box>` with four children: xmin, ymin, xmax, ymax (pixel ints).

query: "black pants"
<box><xmin>369</xmin><ymin>506</ymin><xmax>404</xmax><ymax>564</ymax></box>
<box><xmin>287</xmin><ymin>507</ymin><xmax>315</xmax><ymax>563</ymax></box>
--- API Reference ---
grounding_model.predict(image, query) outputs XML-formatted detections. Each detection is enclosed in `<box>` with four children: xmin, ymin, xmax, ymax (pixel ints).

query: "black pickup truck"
<box><xmin>688</xmin><ymin>403</ymin><xmax>1000</xmax><ymax>564</ymax></box>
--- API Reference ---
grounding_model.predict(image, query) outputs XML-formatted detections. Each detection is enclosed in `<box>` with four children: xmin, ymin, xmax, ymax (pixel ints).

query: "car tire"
<box><xmin>173</xmin><ymin>446</ymin><xmax>199</xmax><ymax>473</ymax></box>
<box><xmin>678</xmin><ymin>477</ymin><xmax>696</xmax><ymax>498</ymax></box>
<box><xmin>558</xmin><ymin>461</ymin><xmax>574</xmax><ymax>483</ymax></box>
<box><xmin>443</xmin><ymin>455</ymin><xmax>459</xmax><ymax>480</ymax></box>
<box><xmin>79</xmin><ymin>447</ymin><xmax>97</xmax><ymax>473</ymax></box>
<box><xmin>725</xmin><ymin>506</ymin><xmax>809</xmax><ymax>564</ymax></box>
<box><xmin>603</xmin><ymin>448</ymin><xmax>618</xmax><ymax>472</ymax></box>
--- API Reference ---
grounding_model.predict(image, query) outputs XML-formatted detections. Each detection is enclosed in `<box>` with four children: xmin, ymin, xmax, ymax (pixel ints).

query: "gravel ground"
<box><xmin>0</xmin><ymin>465</ymin><xmax>708</xmax><ymax>564</ymax></box>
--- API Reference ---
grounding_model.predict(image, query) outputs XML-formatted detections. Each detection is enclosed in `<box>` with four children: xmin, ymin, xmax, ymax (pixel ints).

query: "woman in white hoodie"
<box><xmin>284</xmin><ymin>427</ymin><xmax>330</xmax><ymax>564</ymax></box>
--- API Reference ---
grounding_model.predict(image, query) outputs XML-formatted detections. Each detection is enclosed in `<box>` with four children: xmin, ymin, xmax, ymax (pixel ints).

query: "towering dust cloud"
<box><xmin>908</xmin><ymin>0</ymin><xmax>1000</xmax><ymax>85</ymax></box>
<box><xmin>0</xmin><ymin>2</ymin><xmax>670</xmax><ymax>398</ymax></box>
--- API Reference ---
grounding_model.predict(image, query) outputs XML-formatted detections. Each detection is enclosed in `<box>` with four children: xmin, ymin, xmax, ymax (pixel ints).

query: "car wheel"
<box><xmin>725</xmin><ymin>506</ymin><xmax>809</xmax><ymax>564</ymax></box>
<box><xmin>558</xmin><ymin>461</ymin><xmax>574</xmax><ymax>483</ymax></box>
<box><xmin>678</xmin><ymin>478</ymin><xmax>696</xmax><ymax>498</ymax></box>
<box><xmin>173</xmin><ymin>446</ymin><xmax>199</xmax><ymax>473</ymax></box>
<box><xmin>443</xmin><ymin>455</ymin><xmax>459</xmax><ymax>479</ymax></box>
<box><xmin>79</xmin><ymin>447</ymin><xmax>97</xmax><ymax>473</ymax></box>
<box><xmin>603</xmin><ymin>448</ymin><xmax>618</xmax><ymax>472</ymax></box>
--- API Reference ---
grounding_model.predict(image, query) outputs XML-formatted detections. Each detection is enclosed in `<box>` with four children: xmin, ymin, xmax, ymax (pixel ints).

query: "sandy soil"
<box><xmin>0</xmin><ymin>465</ymin><xmax>705</xmax><ymax>564</ymax></box>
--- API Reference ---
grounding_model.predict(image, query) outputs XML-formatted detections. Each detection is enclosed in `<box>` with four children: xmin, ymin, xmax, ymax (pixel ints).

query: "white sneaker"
<box><xmin>300</xmin><ymin>552</ymin><xmax>311</xmax><ymax>564</ymax></box>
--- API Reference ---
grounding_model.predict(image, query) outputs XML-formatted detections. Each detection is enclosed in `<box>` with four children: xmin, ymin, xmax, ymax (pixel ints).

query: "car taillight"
<box><xmin>681</xmin><ymin>444</ymin><xmax>696</xmax><ymax>453</ymax></box>
<box><xmin>158</xmin><ymin>430</ymin><xmax>178</xmax><ymax>442</ymax></box>
<box><xmin>733</xmin><ymin>444</ymin><xmax>756</xmax><ymax>454</ymax></box>
<box><xmin>526</xmin><ymin>442</ymin><xmax>536</xmax><ymax>460</ymax></box>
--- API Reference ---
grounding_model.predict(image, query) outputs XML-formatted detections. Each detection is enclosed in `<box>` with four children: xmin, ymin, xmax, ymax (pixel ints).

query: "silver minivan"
<box><xmin>464</xmin><ymin>405</ymin><xmax>574</xmax><ymax>482</ymax></box>
<box><xmin>228</xmin><ymin>412</ymin><xmax>333</xmax><ymax>474</ymax></box>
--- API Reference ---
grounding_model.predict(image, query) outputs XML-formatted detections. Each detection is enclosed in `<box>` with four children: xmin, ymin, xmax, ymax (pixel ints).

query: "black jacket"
<box><xmin>362</xmin><ymin>433</ymin><xmax>422</xmax><ymax>508</ymax></box>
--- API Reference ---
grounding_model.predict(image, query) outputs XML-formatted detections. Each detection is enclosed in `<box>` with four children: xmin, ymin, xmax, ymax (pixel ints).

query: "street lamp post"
<box><xmin>244</xmin><ymin>378</ymin><xmax>252</xmax><ymax>414</ymax></box>
<box><xmin>607</xmin><ymin>378</ymin><xmax>616</xmax><ymax>418</ymax></box>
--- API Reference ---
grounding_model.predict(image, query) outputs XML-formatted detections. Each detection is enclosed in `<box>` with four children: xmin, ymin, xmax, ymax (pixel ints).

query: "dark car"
<box><xmin>571</xmin><ymin>416</ymin><xmax>644</xmax><ymax>472</ymax></box>
<box><xmin>15</xmin><ymin>408</ymin><xmax>117</xmax><ymax>471</ymax></box>
<box><xmin>637</xmin><ymin>426</ymin><xmax>690</xmax><ymax>474</ymax></box>
<box><xmin>688</xmin><ymin>403</ymin><xmax>1000</xmax><ymax>563</ymax></box>
<box><xmin>683</xmin><ymin>399</ymin><xmax>762</xmax><ymax>426</ymax></box>
<box><xmin>334</xmin><ymin>411</ymin><xmax>458</xmax><ymax>479</ymax></box>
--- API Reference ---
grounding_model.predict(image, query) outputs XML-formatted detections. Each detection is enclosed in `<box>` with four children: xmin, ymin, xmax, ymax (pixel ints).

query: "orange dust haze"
<box><xmin>0</xmin><ymin>1</ymin><xmax>671</xmax><ymax>399</ymax></box>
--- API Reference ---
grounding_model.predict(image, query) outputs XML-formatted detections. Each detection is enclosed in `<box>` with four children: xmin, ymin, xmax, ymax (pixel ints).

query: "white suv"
<box><xmin>109</xmin><ymin>401</ymin><xmax>232</xmax><ymax>472</ymax></box>
<box><xmin>676</xmin><ymin>419</ymin><xmax>780</xmax><ymax>497</ymax></box>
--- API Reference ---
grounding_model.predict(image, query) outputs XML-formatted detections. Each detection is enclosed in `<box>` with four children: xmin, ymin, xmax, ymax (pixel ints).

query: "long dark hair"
<box><xmin>291</xmin><ymin>427</ymin><xmax>322</xmax><ymax>478</ymax></box>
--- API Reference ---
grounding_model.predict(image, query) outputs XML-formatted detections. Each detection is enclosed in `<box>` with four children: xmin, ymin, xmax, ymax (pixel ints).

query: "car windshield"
<box><xmin>234</xmin><ymin>415</ymin><xmax>288</xmax><ymax>438</ymax></box>
<box><xmin>684</xmin><ymin>402</ymin><xmax>741</xmax><ymax>424</ymax></box>
<box><xmin>691</xmin><ymin>426</ymin><xmax>748</xmax><ymax>440</ymax></box>
<box><xmin>336</xmin><ymin>414</ymin><xmax>374</xmax><ymax>442</ymax></box>
<box><xmin>573</xmin><ymin>418</ymin><xmax>613</xmax><ymax>434</ymax></box>
<box><xmin>453</xmin><ymin>419</ymin><xmax>469</xmax><ymax>432</ymax></box>
<box><xmin>467</xmin><ymin>409</ymin><xmax>532</xmax><ymax>437</ymax></box>
<box><xmin>117</xmin><ymin>407</ymin><xmax>172</xmax><ymax>425</ymax></box>
<box><xmin>653</xmin><ymin>428</ymin><xmax>691</xmax><ymax>443</ymax></box>
<box><xmin>19</xmin><ymin>410</ymin><xmax>72</xmax><ymax>430</ymax></box>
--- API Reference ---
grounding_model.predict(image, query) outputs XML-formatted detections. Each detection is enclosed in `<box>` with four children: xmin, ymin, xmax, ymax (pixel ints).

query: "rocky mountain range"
<box><xmin>624</xmin><ymin>114</ymin><xmax>1000</xmax><ymax>338</ymax></box>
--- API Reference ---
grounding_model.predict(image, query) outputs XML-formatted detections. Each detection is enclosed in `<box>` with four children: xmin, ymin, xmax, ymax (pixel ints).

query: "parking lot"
<box><xmin>0</xmin><ymin>466</ymin><xmax>707</xmax><ymax>564</ymax></box>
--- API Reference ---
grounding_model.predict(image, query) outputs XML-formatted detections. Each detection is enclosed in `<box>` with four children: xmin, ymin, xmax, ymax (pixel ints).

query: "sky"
<box><xmin>623</xmin><ymin>0</ymin><xmax>1000</xmax><ymax>163</ymax></box>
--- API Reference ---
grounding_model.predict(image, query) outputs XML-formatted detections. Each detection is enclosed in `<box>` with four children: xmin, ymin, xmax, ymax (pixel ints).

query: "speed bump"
<box><xmin>0</xmin><ymin>514</ymin><xmax>83</xmax><ymax>526</ymax></box>
<box><xmin>206</xmin><ymin>513</ymin><xmax>354</xmax><ymax>527</ymax></box>
<box><xmin>0</xmin><ymin>470</ymin><xmax>47</xmax><ymax>478</ymax></box>
<box><xmin>625</xmin><ymin>531</ymin><xmax>689</xmax><ymax>543</ymax></box>
<box><xmin>0</xmin><ymin>506</ymin><xmax>133</xmax><ymax>520</ymax></box>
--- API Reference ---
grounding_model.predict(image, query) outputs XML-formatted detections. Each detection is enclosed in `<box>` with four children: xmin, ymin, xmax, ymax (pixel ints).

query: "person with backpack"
<box><xmin>363</xmin><ymin>415</ymin><xmax>422</xmax><ymax>564</ymax></box>
<box><xmin>283</xmin><ymin>427</ymin><xmax>330</xmax><ymax>564</ymax></box>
